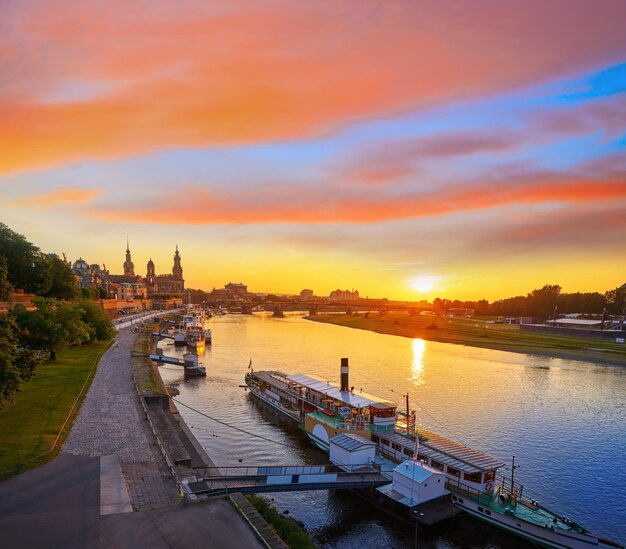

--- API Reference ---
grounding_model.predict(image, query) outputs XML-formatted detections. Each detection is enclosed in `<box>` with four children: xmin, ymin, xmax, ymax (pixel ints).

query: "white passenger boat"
<box><xmin>245</xmin><ymin>359</ymin><xmax>622</xmax><ymax>549</ymax></box>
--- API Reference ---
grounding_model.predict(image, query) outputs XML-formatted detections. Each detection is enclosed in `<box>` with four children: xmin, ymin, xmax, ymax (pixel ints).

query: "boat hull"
<box><xmin>455</xmin><ymin>497</ymin><xmax>603</xmax><ymax>549</ymax></box>
<box><xmin>247</xmin><ymin>385</ymin><xmax>301</xmax><ymax>422</ymax></box>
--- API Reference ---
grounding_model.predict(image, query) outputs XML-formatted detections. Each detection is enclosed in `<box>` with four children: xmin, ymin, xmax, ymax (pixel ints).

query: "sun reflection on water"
<box><xmin>411</xmin><ymin>338</ymin><xmax>426</xmax><ymax>386</ymax></box>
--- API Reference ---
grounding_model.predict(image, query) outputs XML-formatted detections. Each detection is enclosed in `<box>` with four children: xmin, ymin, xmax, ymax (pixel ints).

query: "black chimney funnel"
<box><xmin>341</xmin><ymin>358</ymin><xmax>349</xmax><ymax>392</ymax></box>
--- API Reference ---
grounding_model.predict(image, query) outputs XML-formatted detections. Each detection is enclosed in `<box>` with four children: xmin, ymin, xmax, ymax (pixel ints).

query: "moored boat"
<box><xmin>245</xmin><ymin>359</ymin><xmax>622</xmax><ymax>548</ymax></box>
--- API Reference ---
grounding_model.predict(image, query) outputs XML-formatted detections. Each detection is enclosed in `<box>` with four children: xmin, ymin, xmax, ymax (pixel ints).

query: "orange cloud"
<box><xmin>85</xmin><ymin>177</ymin><xmax>626</xmax><ymax>225</ymax></box>
<box><xmin>6</xmin><ymin>187</ymin><xmax>102</xmax><ymax>210</ymax></box>
<box><xmin>2</xmin><ymin>0</ymin><xmax>625</xmax><ymax>173</ymax></box>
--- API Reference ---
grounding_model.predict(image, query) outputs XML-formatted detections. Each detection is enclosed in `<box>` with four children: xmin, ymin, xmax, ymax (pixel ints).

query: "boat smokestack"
<box><xmin>341</xmin><ymin>358</ymin><xmax>349</xmax><ymax>392</ymax></box>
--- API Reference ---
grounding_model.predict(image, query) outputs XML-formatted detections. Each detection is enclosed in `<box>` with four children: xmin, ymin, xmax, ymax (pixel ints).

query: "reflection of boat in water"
<box><xmin>245</xmin><ymin>359</ymin><xmax>622</xmax><ymax>549</ymax></box>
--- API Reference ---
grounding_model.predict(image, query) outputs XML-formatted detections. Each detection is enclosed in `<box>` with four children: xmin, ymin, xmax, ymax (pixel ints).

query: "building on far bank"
<box><xmin>329</xmin><ymin>289</ymin><xmax>360</xmax><ymax>301</ymax></box>
<box><xmin>300</xmin><ymin>289</ymin><xmax>314</xmax><ymax>300</ymax></box>
<box><xmin>225</xmin><ymin>282</ymin><xmax>248</xmax><ymax>296</ymax></box>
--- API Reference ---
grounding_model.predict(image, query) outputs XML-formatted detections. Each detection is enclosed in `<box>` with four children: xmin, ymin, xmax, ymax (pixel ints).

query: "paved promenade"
<box><xmin>0</xmin><ymin>323</ymin><xmax>264</xmax><ymax>548</ymax></box>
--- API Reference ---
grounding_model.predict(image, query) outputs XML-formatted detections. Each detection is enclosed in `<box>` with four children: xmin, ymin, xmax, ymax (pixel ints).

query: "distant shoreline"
<box><xmin>306</xmin><ymin>313</ymin><xmax>626</xmax><ymax>367</ymax></box>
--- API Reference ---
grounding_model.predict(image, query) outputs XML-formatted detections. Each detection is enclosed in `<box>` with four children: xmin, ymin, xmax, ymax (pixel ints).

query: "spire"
<box><xmin>126</xmin><ymin>236</ymin><xmax>130</xmax><ymax>252</ymax></box>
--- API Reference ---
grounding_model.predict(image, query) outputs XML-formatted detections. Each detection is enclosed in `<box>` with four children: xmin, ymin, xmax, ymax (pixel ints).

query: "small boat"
<box><xmin>183</xmin><ymin>353</ymin><xmax>206</xmax><ymax>377</ymax></box>
<box><xmin>245</xmin><ymin>359</ymin><xmax>622</xmax><ymax>549</ymax></box>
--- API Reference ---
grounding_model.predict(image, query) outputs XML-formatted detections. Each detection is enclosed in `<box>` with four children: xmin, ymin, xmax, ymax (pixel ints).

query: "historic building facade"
<box><xmin>71</xmin><ymin>257</ymin><xmax>110</xmax><ymax>293</ymax></box>
<box><xmin>145</xmin><ymin>245</ymin><xmax>185</xmax><ymax>296</ymax></box>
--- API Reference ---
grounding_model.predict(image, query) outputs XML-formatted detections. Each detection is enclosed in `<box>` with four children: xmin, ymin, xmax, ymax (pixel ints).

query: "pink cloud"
<box><xmin>1</xmin><ymin>0</ymin><xmax>625</xmax><ymax>173</ymax></box>
<box><xmin>83</xmin><ymin>175</ymin><xmax>626</xmax><ymax>225</ymax></box>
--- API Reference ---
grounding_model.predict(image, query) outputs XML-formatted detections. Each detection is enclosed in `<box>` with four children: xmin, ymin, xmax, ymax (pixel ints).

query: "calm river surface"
<box><xmin>158</xmin><ymin>313</ymin><xmax>626</xmax><ymax>547</ymax></box>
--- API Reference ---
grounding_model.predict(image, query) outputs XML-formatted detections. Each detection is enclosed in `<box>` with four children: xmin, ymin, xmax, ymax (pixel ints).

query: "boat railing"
<box><xmin>445</xmin><ymin>478</ymin><xmax>493</xmax><ymax>507</ymax></box>
<box><xmin>311</xmin><ymin>412</ymin><xmax>395</xmax><ymax>432</ymax></box>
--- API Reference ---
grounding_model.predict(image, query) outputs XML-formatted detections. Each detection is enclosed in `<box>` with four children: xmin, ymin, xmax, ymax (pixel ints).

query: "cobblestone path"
<box><xmin>63</xmin><ymin>327</ymin><xmax>179</xmax><ymax>509</ymax></box>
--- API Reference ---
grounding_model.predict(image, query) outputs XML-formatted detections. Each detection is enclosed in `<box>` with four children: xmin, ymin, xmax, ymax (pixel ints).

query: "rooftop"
<box><xmin>380</xmin><ymin>430</ymin><xmax>504</xmax><ymax>473</ymax></box>
<box><xmin>286</xmin><ymin>373</ymin><xmax>396</xmax><ymax>410</ymax></box>
<box><xmin>330</xmin><ymin>433</ymin><xmax>376</xmax><ymax>452</ymax></box>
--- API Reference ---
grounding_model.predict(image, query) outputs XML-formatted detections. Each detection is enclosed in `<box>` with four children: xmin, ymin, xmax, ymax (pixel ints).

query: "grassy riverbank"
<box><xmin>308</xmin><ymin>313</ymin><xmax>626</xmax><ymax>366</ymax></box>
<box><xmin>246</xmin><ymin>494</ymin><xmax>318</xmax><ymax>549</ymax></box>
<box><xmin>0</xmin><ymin>340</ymin><xmax>111</xmax><ymax>480</ymax></box>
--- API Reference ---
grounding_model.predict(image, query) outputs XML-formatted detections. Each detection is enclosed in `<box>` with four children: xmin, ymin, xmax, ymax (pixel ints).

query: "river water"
<box><xmin>157</xmin><ymin>313</ymin><xmax>626</xmax><ymax>547</ymax></box>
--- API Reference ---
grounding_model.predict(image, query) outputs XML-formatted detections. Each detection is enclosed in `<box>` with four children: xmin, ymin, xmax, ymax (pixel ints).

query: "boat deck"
<box><xmin>486</xmin><ymin>496</ymin><xmax>586</xmax><ymax>533</ymax></box>
<box><xmin>307</xmin><ymin>410</ymin><xmax>396</xmax><ymax>433</ymax></box>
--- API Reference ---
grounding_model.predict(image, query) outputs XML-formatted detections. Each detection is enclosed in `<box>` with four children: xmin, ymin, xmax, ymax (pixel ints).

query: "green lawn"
<box><xmin>0</xmin><ymin>340</ymin><xmax>111</xmax><ymax>480</ymax></box>
<box><xmin>309</xmin><ymin>313</ymin><xmax>626</xmax><ymax>366</ymax></box>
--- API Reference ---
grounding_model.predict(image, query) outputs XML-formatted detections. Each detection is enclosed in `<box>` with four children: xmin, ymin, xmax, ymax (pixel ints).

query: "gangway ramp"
<box><xmin>184</xmin><ymin>464</ymin><xmax>391</xmax><ymax>498</ymax></box>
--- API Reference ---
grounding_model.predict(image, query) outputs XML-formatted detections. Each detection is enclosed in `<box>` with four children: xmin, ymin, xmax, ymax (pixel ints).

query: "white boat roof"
<box><xmin>393</xmin><ymin>460</ymin><xmax>441</xmax><ymax>482</ymax></box>
<box><xmin>286</xmin><ymin>373</ymin><xmax>396</xmax><ymax>409</ymax></box>
<box><xmin>330</xmin><ymin>433</ymin><xmax>376</xmax><ymax>452</ymax></box>
<box><xmin>380</xmin><ymin>430</ymin><xmax>504</xmax><ymax>473</ymax></box>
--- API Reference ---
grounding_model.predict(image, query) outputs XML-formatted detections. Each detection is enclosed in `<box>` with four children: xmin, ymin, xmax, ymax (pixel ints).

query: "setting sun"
<box><xmin>409</xmin><ymin>275</ymin><xmax>438</xmax><ymax>293</ymax></box>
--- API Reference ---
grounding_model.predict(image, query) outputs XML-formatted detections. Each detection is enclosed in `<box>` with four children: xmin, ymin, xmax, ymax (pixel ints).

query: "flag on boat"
<box><xmin>412</xmin><ymin>432</ymin><xmax>419</xmax><ymax>460</ymax></box>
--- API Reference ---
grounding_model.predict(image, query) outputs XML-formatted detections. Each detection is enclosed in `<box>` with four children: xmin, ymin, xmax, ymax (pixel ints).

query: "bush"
<box><xmin>245</xmin><ymin>494</ymin><xmax>318</xmax><ymax>549</ymax></box>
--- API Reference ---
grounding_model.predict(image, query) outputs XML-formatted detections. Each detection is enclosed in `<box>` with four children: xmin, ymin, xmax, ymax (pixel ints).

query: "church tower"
<box><xmin>146</xmin><ymin>258</ymin><xmax>155</xmax><ymax>281</ymax></box>
<box><xmin>123</xmin><ymin>238</ymin><xmax>135</xmax><ymax>277</ymax></box>
<box><xmin>172</xmin><ymin>245</ymin><xmax>183</xmax><ymax>281</ymax></box>
<box><xmin>145</xmin><ymin>258</ymin><xmax>156</xmax><ymax>296</ymax></box>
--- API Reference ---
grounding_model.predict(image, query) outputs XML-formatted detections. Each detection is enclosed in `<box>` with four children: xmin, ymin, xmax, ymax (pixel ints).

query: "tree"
<box><xmin>10</xmin><ymin>298</ymin><xmax>91</xmax><ymax>360</ymax></box>
<box><xmin>0</xmin><ymin>256</ymin><xmax>12</xmax><ymax>301</ymax></box>
<box><xmin>0</xmin><ymin>315</ymin><xmax>41</xmax><ymax>408</ymax></box>
<box><xmin>43</xmin><ymin>256</ymin><xmax>78</xmax><ymax>300</ymax></box>
<box><xmin>0</xmin><ymin>223</ymin><xmax>52</xmax><ymax>295</ymax></box>
<box><xmin>527</xmin><ymin>285</ymin><xmax>561</xmax><ymax>319</ymax></box>
<box><xmin>77</xmin><ymin>299</ymin><xmax>115</xmax><ymax>341</ymax></box>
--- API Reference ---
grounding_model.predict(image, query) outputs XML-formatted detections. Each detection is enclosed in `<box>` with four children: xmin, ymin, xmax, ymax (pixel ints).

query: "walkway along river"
<box><xmin>158</xmin><ymin>313</ymin><xmax>626</xmax><ymax>548</ymax></box>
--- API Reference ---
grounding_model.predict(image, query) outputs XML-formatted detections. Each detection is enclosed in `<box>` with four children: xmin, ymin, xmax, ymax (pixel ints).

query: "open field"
<box><xmin>0</xmin><ymin>341</ymin><xmax>111</xmax><ymax>480</ymax></box>
<box><xmin>308</xmin><ymin>313</ymin><xmax>626</xmax><ymax>366</ymax></box>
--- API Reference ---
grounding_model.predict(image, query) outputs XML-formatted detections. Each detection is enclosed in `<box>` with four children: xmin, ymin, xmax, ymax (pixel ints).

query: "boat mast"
<box><xmin>405</xmin><ymin>393</ymin><xmax>410</xmax><ymax>435</ymax></box>
<box><xmin>510</xmin><ymin>455</ymin><xmax>516</xmax><ymax>494</ymax></box>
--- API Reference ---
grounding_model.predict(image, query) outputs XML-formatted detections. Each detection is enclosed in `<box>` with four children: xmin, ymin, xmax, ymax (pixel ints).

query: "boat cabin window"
<box><xmin>430</xmin><ymin>459</ymin><xmax>444</xmax><ymax>471</ymax></box>
<box><xmin>403</xmin><ymin>448</ymin><xmax>413</xmax><ymax>457</ymax></box>
<box><xmin>447</xmin><ymin>466</ymin><xmax>460</xmax><ymax>477</ymax></box>
<box><xmin>463</xmin><ymin>471</ymin><xmax>482</xmax><ymax>483</ymax></box>
<box><xmin>371</xmin><ymin>407</ymin><xmax>395</xmax><ymax>418</ymax></box>
<box><xmin>392</xmin><ymin>443</ymin><xmax>401</xmax><ymax>451</ymax></box>
<box><xmin>484</xmin><ymin>471</ymin><xmax>495</xmax><ymax>482</ymax></box>
<box><xmin>371</xmin><ymin>434</ymin><xmax>380</xmax><ymax>444</ymax></box>
<box><xmin>382</xmin><ymin>439</ymin><xmax>390</xmax><ymax>446</ymax></box>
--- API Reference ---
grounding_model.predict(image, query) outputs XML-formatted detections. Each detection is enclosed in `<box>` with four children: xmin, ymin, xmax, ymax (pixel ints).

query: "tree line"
<box><xmin>0</xmin><ymin>223</ymin><xmax>115</xmax><ymax>408</ymax></box>
<box><xmin>432</xmin><ymin>284</ymin><xmax>625</xmax><ymax>319</ymax></box>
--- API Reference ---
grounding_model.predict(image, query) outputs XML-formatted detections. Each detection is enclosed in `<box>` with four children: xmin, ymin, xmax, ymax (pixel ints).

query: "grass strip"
<box><xmin>308</xmin><ymin>313</ymin><xmax>626</xmax><ymax>366</ymax></box>
<box><xmin>246</xmin><ymin>494</ymin><xmax>318</xmax><ymax>549</ymax></box>
<box><xmin>0</xmin><ymin>340</ymin><xmax>110</xmax><ymax>480</ymax></box>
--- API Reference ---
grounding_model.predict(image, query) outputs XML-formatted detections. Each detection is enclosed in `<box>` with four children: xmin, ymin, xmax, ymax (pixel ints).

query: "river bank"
<box><xmin>307</xmin><ymin>312</ymin><xmax>626</xmax><ymax>367</ymax></box>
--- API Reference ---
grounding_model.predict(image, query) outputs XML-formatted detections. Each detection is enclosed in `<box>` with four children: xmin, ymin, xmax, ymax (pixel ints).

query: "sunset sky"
<box><xmin>1</xmin><ymin>1</ymin><xmax>625</xmax><ymax>300</ymax></box>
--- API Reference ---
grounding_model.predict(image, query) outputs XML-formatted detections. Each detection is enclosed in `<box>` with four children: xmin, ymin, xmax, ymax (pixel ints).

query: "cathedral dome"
<box><xmin>73</xmin><ymin>258</ymin><xmax>89</xmax><ymax>270</ymax></box>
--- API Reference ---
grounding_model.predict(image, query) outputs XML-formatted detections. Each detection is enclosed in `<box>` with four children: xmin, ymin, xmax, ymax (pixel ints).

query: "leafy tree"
<box><xmin>43</xmin><ymin>256</ymin><xmax>78</xmax><ymax>300</ymax></box>
<box><xmin>0</xmin><ymin>315</ymin><xmax>41</xmax><ymax>408</ymax></box>
<box><xmin>0</xmin><ymin>256</ymin><xmax>12</xmax><ymax>301</ymax></box>
<box><xmin>10</xmin><ymin>298</ymin><xmax>91</xmax><ymax>360</ymax></box>
<box><xmin>527</xmin><ymin>285</ymin><xmax>561</xmax><ymax>319</ymax></box>
<box><xmin>77</xmin><ymin>299</ymin><xmax>115</xmax><ymax>341</ymax></box>
<box><xmin>0</xmin><ymin>223</ymin><xmax>52</xmax><ymax>295</ymax></box>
